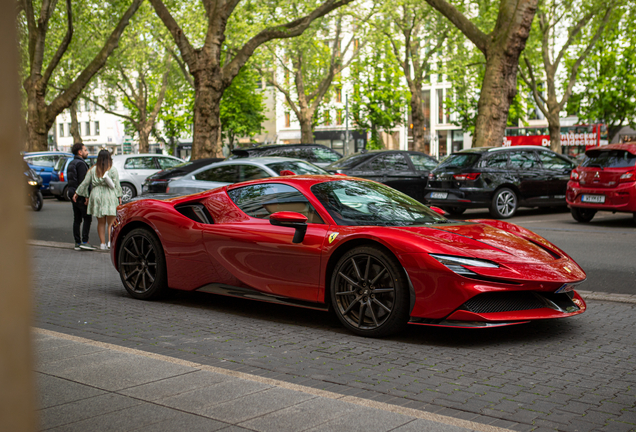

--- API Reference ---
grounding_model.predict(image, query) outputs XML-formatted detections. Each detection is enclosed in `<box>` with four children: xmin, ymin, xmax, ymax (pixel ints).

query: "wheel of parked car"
<box><xmin>55</xmin><ymin>185</ymin><xmax>70</xmax><ymax>201</ymax></box>
<box><xmin>490</xmin><ymin>187</ymin><xmax>517</xmax><ymax>219</ymax></box>
<box><xmin>118</xmin><ymin>228</ymin><xmax>168</xmax><ymax>300</ymax></box>
<box><xmin>571</xmin><ymin>207</ymin><xmax>596</xmax><ymax>223</ymax></box>
<box><xmin>442</xmin><ymin>206</ymin><xmax>466</xmax><ymax>216</ymax></box>
<box><xmin>120</xmin><ymin>182</ymin><xmax>136</xmax><ymax>202</ymax></box>
<box><xmin>330</xmin><ymin>245</ymin><xmax>410</xmax><ymax>338</ymax></box>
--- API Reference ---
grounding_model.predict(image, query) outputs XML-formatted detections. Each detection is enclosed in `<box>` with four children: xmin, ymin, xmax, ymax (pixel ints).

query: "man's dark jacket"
<box><xmin>67</xmin><ymin>155</ymin><xmax>89</xmax><ymax>197</ymax></box>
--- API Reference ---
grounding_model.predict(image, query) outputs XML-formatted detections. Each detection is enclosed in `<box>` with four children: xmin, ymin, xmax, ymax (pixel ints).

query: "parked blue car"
<box><xmin>50</xmin><ymin>154</ymin><xmax>97</xmax><ymax>201</ymax></box>
<box><xmin>23</xmin><ymin>151</ymin><xmax>73</xmax><ymax>195</ymax></box>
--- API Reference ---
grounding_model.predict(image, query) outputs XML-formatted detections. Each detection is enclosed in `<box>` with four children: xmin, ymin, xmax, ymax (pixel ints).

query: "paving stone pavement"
<box><xmin>31</xmin><ymin>245</ymin><xmax>636</xmax><ymax>432</ymax></box>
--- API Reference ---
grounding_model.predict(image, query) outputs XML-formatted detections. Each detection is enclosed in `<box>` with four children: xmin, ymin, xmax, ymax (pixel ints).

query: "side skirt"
<box><xmin>196</xmin><ymin>284</ymin><xmax>330</xmax><ymax>312</ymax></box>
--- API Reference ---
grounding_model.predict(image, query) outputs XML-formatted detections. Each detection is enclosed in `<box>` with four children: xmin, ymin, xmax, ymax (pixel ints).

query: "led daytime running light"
<box><xmin>430</xmin><ymin>254</ymin><xmax>500</xmax><ymax>269</ymax></box>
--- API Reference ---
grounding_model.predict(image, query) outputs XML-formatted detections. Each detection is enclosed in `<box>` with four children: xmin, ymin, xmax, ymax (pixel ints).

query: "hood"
<box><xmin>395</xmin><ymin>222</ymin><xmax>561</xmax><ymax>265</ymax></box>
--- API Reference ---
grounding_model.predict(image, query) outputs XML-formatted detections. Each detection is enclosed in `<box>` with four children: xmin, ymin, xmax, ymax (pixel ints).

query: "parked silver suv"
<box><xmin>112</xmin><ymin>154</ymin><xmax>183</xmax><ymax>202</ymax></box>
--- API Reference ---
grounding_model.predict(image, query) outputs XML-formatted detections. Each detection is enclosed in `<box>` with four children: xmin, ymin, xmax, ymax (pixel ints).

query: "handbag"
<box><xmin>103</xmin><ymin>172</ymin><xmax>115</xmax><ymax>189</ymax></box>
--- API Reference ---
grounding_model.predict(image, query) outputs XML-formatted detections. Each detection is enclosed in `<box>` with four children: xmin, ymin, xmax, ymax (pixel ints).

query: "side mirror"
<box><xmin>429</xmin><ymin>206</ymin><xmax>447</xmax><ymax>216</ymax></box>
<box><xmin>269</xmin><ymin>211</ymin><xmax>308</xmax><ymax>244</ymax></box>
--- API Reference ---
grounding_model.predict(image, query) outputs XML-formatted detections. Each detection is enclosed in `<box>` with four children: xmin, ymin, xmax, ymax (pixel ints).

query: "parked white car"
<box><xmin>112</xmin><ymin>154</ymin><xmax>184</xmax><ymax>202</ymax></box>
<box><xmin>165</xmin><ymin>157</ymin><xmax>328</xmax><ymax>195</ymax></box>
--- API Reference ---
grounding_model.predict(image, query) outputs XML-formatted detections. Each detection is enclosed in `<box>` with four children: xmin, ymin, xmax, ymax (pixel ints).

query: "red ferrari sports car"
<box><xmin>110</xmin><ymin>175</ymin><xmax>586</xmax><ymax>337</ymax></box>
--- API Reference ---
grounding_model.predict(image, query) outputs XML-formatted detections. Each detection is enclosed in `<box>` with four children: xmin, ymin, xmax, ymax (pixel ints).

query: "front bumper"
<box><xmin>567</xmin><ymin>181</ymin><xmax>636</xmax><ymax>212</ymax></box>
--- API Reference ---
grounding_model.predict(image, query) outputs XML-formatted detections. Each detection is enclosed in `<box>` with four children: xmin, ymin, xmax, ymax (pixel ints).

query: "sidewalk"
<box><xmin>34</xmin><ymin>329</ymin><xmax>512</xmax><ymax>432</ymax></box>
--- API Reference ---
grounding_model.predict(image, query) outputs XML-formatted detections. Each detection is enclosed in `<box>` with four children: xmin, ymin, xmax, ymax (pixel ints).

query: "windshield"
<box><xmin>311</xmin><ymin>180</ymin><xmax>448</xmax><ymax>226</ymax></box>
<box><xmin>266</xmin><ymin>161</ymin><xmax>328</xmax><ymax>175</ymax></box>
<box><xmin>582</xmin><ymin>150</ymin><xmax>636</xmax><ymax>168</ymax></box>
<box><xmin>326</xmin><ymin>153</ymin><xmax>374</xmax><ymax>170</ymax></box>
<box><xmin>437</xmin><ymin>153</ymin><xmax>481</xmax><ymax>170</ymax></box>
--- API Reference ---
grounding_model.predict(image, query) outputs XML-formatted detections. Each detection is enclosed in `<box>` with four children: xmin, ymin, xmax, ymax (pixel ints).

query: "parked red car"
<box><xmin>111</xmin><ymin>176</ymin><xmax>586</xmax><ymax>337</ymax></box>
<box><xmin>567</xmin><ymin>143</ymin><xmax>636</xmax><ymax>223</ymax></box>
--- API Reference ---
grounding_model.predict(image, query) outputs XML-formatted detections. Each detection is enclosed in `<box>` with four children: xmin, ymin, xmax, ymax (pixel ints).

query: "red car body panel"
<box><xmin>567</xmin><ymin>143</ymin><xmax>636</xmax><ymax>213</ymax></box>
<box><xmin>111</xmin><ymin>175</ymin><xmax>587</xmax><ymax>327</ymax></box>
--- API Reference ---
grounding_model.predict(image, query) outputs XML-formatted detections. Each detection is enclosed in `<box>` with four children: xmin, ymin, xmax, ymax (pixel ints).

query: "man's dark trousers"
<box><xmin>72</xmin><ymin>200</ymin><xmax>91</xmax><ymax>244</ymax></box>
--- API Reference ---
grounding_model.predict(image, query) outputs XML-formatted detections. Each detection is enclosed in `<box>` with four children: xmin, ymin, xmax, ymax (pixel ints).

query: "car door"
<box><xmin>123</xmin><ymin>156</ymin><xmax>159</xmax><ymax>193</ymax></box>
<box><xmin>536</xmin><ymin>150</ymin><xmax>575</xmax><ymax>202</ymax></box>
<box><xmin>508</xmin><ymin>150</ymin><xmax>545</xmax><ymax>204</ymax></box>
<box><xmin>201</xmin><ymin>183</ymin><xmax>328</xmax><ymax>302</ymax></box>
<box><xmin>407</xmin><ymin>152</ymin><xmax>438</xmax><ymax>202</ymax></box>
<box><xmin>25</xmin><ymin>155</ymin><xmax>57</xmax><ymax>189</ymax></box>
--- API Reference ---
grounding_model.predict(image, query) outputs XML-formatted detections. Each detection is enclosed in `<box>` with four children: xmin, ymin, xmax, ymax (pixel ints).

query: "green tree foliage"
<box><xmin>350</xmin><ymin>40</ymin><xmax>408</xmax><ymax>149</ymax></box>
<box><xmin>220</xmin><ymin>66</ymin><xmax>267</xmax><ymax>150</ymax></box>
<box><xmin>566</xmin><ymin>3</ymin><xmax>636</xmax><ymax>142</ymax></box>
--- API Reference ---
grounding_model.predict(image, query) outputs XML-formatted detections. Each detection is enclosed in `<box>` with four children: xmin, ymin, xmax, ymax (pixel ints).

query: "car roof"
<box><xmin>190</xmin><ymin>157</ymin><xmax>320</xmax><ymax>173</ymax></box>
<box><xmin>586</xmin><ymin>143</ymin><xmax>636</xmax><ymax>155</ymax></box>
<box><xmin>24</xmin><ymin>151</ymin><xmax>73</xmax><ymax>156</ymax></box>
<box><xmin>112</xmin><ymin>154</ymin><xmax>182</xmax><ymax>160</ymax></box>
<box><xmin>231</xmin><ymin>143</ymin><xmax>339</xmax><ymax>156</ymax></box>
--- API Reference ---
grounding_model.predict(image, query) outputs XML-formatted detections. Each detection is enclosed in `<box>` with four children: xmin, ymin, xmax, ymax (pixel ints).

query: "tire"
<box><xmin>571</xmin><ymin>207</ymin><xmax>596</xmax><ymax>223</ymax></box>
<box><xmin>121</xmin><ymin>183</ymin><xmax>136</xmax><ymax>203</ymax></box>
<box><xmin>31</xmin><ymin>191</ymin><xmax>43</xmax><ymax>211</ymax></box>
<box><xmin>118</xmin><ymin>228</ymin><xmax>168</xmax><ymax>300</ymax></box>
<box><xmin>633</xmin><ymin>213</ymin><xmax>636</xmax><ymax>225</ymax></box>
<box><xmin>330</xmin><ymin>246</ymin><xmax>410</xmax><ymax>337</ymax></box>
<box><xmin>442</xmin><ymin>206</ymin><xmax>466</xmax><ymax>216</ymax></box>
<box><xmin>489</xmin><ymin>187</ymin><xmax>517</xmax><ymax>219</ymax></box>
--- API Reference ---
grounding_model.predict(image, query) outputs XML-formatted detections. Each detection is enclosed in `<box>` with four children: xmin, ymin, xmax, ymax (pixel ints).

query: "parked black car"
<box><xmin>142</xmin><ymin>157</ymin><xmax>225</xmax><ymax>194</ymax></box>
<box><xmin>425</xmin><ymin>146</ymin><xmax>576</xmax><ymax>218</ymax></box>
<box><xmin>325</xmin><ymin>150</ymin><xmax>438</xmax><ymax>203</ymax></box>
<box><xmin>230</xmin><ymin>143</ymin><xmax>342</xmax><ymax>167</ymax></box>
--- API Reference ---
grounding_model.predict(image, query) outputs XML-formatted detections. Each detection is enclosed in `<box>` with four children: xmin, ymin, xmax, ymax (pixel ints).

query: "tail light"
<box><xmin>279</xmin><ymin>170</ymin><xmax>296</xmax><ymax>176</ymax></box>
<box><xmin>59</xmin><ymin>171</ymin><xmax>64</xmax><ymax>181</ymax></box>
<box><xmin>619</xmin><ymin>170</ymin><xmax>636</xmax><ymax>183</ymax></box>
<box><xmin>166</xmin><ymin>186</ymin><xmax>170</xmax><ymax>193</ymax></box>
<box><xmin>428</xmin><ymin>173</ymin><xmax>435</xmax><ymax>179</ymax></box>
<box><xmin>453</xmin><ymin>173</ymin><xmax>480</xmax><ymax>181</ymax></box>
<box><xmin>570</xmin><ymin>169</ymin><xmax>579</xmax><ymax>181</ymax></box>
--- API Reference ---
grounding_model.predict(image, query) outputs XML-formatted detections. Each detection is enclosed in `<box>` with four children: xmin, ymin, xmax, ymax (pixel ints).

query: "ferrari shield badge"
<box><xmin>328</xmin><ymin>232</ymin><xmax>339</xmax><ymax>244</ymax></box>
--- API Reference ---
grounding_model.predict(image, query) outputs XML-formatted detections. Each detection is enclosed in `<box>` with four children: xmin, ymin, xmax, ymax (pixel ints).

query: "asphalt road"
<box><xmin>29</xmin><ymin>197</ymin><xmax>636</xmax><ymax>295</ymax></box>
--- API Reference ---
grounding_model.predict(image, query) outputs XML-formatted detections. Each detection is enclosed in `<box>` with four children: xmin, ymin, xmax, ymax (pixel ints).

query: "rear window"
<box><xmin>436</xmin><ymin>153</ymin><xmax>481</xmax><ymax>170</ymax></box>
<box><xmin>266</xmin><ymin>161</ymin><xmax>327</xmax><ymax>175</ymax></box>
<box><xmin>582</xmin><ymin>150</ymin><xmax>636</xmax><ymax>168</ymax></box>
<box><xmin>54</xmin><ymin>157</ymin><xmax>71</xmax><ymax>172</ymax></box>
<box><xmin>326</xmin><ymin>153</ymin><xmax>373</xmax><ymax>169</ymax></box>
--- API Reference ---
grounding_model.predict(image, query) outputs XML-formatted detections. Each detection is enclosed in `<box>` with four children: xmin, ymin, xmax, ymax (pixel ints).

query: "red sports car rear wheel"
<box><xmin>330</xmin><ymin>246</ymin><xmax>410</xmax><ymax>337</ymax></box>
<box><xmin>118</xmin><ymin>228</ymin><xmax>168</xmax><ymax>300</ymax></box>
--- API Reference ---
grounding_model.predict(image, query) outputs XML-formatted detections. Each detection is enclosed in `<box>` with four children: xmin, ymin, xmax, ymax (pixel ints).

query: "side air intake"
<box><xmin>175</xmin><ymin>203</ymin><xmax>213</xmax><ymax>224</ymax></box>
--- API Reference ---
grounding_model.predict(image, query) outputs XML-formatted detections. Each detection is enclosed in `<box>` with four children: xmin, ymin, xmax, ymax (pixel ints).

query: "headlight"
<box><xmin>430</xmin><ymin>254</ymin><xmax>499</xmax><ymax>276</ymax></box>
<box><xmin>28</xmin><ymin>180</ymin><xmax>38</xmax><ymax>186</ymax></box>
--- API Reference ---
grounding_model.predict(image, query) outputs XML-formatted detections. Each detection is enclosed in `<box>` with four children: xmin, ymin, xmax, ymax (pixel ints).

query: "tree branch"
<box><xmin>148</xmin><ymin>0</ymin><xmax>196</xmax><ymax>69</ymax></box>
<box><xmin>520</xmin><ymin>56</ymin><xmax>549</xmax><ymax>118</ymax></box>
<box><xmin>41</xmin><ymin>0</ymin><xmax>73</xmax><ymax>88</ymax></box>
<box><xmin>423</xmin><ymin>0</ymin><xmax>488</xmax><ymax>53</ymax></box>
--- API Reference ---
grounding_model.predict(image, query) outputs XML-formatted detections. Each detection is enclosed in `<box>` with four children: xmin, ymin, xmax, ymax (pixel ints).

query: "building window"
<box><xmin>67</xmin><ymin>123</ymin><xmax>72</xmax><ymax>136</ymax></box>
<box><xmin>94</xmin><ymin>121</ymin><xmax>100</xmax><ymax>136</ymax></box>
<box><xmin>336</xmin><ymin>109</ymin><xmax>343</xmax><ymax>126</ymax></box>
<box><xmin>285</xmin><ymin>112</ymin><xmax>290</xmax><ymax>128</ymax></box>
<box><xmin>336</xmin><ymin>86</ymin><xmax>342</xmax><ymax>103</ymax></box>
<box><xmin>59</xmin><ymin>123</ymin><xmax>65</xmax><ymax>137</ymax></box>
<box><xmin>84</xmin><ymin>121</ymin><xmax>91</xmax><ymax>136</ymax></box>
<box><xmin>324</xmin><ymin>111</ymin><xmax>331</xmax><ymax>126</ymax></box>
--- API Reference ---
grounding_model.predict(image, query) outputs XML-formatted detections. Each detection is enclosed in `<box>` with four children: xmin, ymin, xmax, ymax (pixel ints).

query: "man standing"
<box><xmin>68</xmin><ymin>143</ymin><xmax>95</xmax><ymax>251</ymax></box>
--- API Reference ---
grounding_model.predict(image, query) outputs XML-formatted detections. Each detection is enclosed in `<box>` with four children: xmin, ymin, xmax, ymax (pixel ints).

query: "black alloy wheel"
<box><xmin>118</xmin><ymin>228</ymin><xmax>167</xmax><ymax>300</ymax></box>
<box><xmin>571</xmin><ymin>207</ymin><xmax>596</xmax><ymax>223</ymax></box>
<box><xmin>490</xmin><ymin>187</ymin><xmax>517</xmax><ymax>219</ymax></box>
<box><xmin>31</xmin><ymin>191</ymin><xmax>43</xmax><ymax>211</ymax></box>
<box><xmin>330</xmin><ymin>246</ymin><xmax>410</xmax><ymax>337</ymax></box>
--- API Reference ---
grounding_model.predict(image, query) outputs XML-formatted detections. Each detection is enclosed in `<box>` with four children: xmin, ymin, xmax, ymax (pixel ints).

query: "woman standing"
<box><xmin>73</xmin><ymin>150</ymin><xmax>122</xmax><ymax>250</ymax></box>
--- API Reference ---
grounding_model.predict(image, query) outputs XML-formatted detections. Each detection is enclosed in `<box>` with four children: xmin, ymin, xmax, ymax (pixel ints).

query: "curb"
<box><xmin>28</xmin><ymin>240</ymin><xmax>636</xmax><ymax>305</ymax></box>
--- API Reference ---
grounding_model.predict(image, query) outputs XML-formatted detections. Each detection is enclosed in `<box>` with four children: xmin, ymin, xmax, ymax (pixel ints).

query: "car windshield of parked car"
<box><xmin>266</xmin><ymin>161</ymin><xmax>328</xmax><ymax>175</ymax></box>
<box><xmin>436</xmin><ymin>153</ymin><xmax>480</xmax><ymax>170</ymax></box>
<box><xmin>311</xmin><ymin>180</ymin><xmax>448</xmax><ymax>226</ymax></box>
<box><xmin>410</xmin><ymin>154</ymin><xmax>438</xmax><ymax>171</ymax></box>
<box><xmin>326</xmin><ymin>153</ymin><xmax>374</xmax><ymax>170</ymax></box>
<box><xmin>582</xmin><ymin>150</ymin><xmax>636</xmax><ymax>168</ymax></box>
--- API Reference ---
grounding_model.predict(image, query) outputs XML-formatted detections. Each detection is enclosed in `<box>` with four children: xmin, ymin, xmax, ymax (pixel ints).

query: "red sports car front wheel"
<box><xmin>330</xmin><ymin>246</ymin><xmax>410</xmax><ymax>337</ymax></box>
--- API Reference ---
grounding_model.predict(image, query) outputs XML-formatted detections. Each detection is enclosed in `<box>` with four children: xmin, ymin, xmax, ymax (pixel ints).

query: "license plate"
<box><xmin>581</xmin><ymin>194</ymin><xmax>605</xmax><ymax>203</ymax></box>
<box><xmin>430</xmin><ymin>192</ymin><xmax>448</xmax><ymax>199</ymax></box>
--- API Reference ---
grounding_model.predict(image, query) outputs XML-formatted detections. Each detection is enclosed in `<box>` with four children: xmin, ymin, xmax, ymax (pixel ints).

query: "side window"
<box><xmin>312</xmin><ymin>147</ymin><xmax>341</xmax><ymax>163</ymax></box>
<box><xmin>369</xmin><ymin>156</ymin><xmax>386</xmax><ymax>171</ymax></box>
<box><xmin>26</xmin><ymin>156</ymin><xmax>56</xmax><ymax>168</ymax></box>
<box><xmin>124</xmin><ymin>157</ymin><xmax>156</xmax><ymax>169</ymax></box>
<box><xmin>228</xmin><ymin>183</ymin><xmax>324</xmax><ymax>223</ymax></box>
<box><xmin>194</xmin><ymin>165</ymin><xmax>239</xmax><ymax>182</ymax></box>
<box><xmin>509</xmin><ymin>151</ymin><xmax>540</xmax><ymax>169</ymax></box>
<box><xmin>239</xmin><ymin>165</ymin><xmax>270</xmax><ymax>181</ymax></box>
<box><xmin>383</xmin><ymin>154</ymin><xmax>411</xmax><ymax>171</ymax></box>
<box><xmin>537</xmin><ymin>151</ymin><xmax>573</xmax><ymax>170</ymax></box>
<box><xmin>482</xmin><ymin>153</ymin><xmax>509</xmax><ymax>169</ymax></box>
<box><xmin>157</xmin><ymin>157</ymin><xmax>182</xmax><ymax>170</ymax></box>
<box><xmin>409</xmin><ymin>154</ymin><xmax>437</xmax><ymax>171</ymax></box>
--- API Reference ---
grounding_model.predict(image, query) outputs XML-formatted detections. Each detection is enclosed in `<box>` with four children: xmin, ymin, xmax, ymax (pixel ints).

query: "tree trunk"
<box><xmin>299</xmin><ymin>112</ymin><xmax>314</xmax><ymax>143</ymax></box>
<box><xmin>138</xmin><ymin>124</ymin><xmax>151</xmax><ymax>154</ymax></box>
<box><xmin>409</xmin><ymin>87</ymin><xmax>426</xmax><ymax>153</ymax></box>
<box><xmin>473</xmin><ymin>51</ymin><xmax>520</xmax><ymax>148</ymax></box>
<box><xmin>547</xmin><ymin>113</ymin><xmax>561</xmax><ymax>153</ymax></box>
<box><xmin>70</xmin><ymin>102</ymin><xmax>82</xmax><ymax>145</ymax></box>
<box><xmin>191</xmin><ymin>72</ymin><xmax>224</xmax><ymax>159</ymax></box>
<box><xmin>25</xmin><ymin>91</ymin><xmax>51</xmax><ymax>151</ymax></box>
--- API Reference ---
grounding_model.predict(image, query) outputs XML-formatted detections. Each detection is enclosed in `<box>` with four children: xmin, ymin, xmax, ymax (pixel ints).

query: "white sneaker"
<box><xmin>100</xmin><ymin>244</ymin><xmax>108</xmax><ymax>250</ymax></box>
<box><xmin>107</xmin><ymin>241</ymin><xmax>111</xmax><ymax>248</ymax></box>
